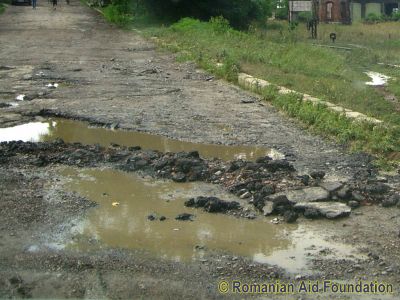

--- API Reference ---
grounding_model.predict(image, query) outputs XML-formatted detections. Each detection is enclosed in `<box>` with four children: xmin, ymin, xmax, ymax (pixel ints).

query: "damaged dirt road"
<box><xmin>0</xmin><ymin>1</ymin><xmax>400</xmax><ymax>299</ymax></box>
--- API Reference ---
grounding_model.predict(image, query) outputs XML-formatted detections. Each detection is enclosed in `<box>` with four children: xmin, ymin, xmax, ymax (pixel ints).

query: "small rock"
<box><xmin>240</xmin><ymin>191</ymin><xmax>251</xmax><ymax>199</ymax></box>
<box><xmin>172</xmin><ymin>172</ymin><xmax>186</xmax><ymax>182</ymax></box>
<box><xmin>303</xmin><ymin>208</ymin><xmax>321</xmax><ymax>219</ymax></box>
<box><xmin>110</xmin><ymin>123</ymin><xmax>119</xmax><ymax>130</ymax></box>
<box><xmin>351</xmin><ymin>191</ymin><xmax>365</xmax><ymax>202</ymax></box>
<box><xmin>175</xmin><ymin>213</ymin><xmax>195</xmax><ymax>221</ymax></box>
<box><xmin>298</xmin><ymin>175</ymin><xmax>310</xmax><ymax>186</ymax></box>
<box><xmin>284</xmin><ymin>210</ymin><xmax>298</xmax><ymax>223</ymax></box>
<box><xmin>270</xmin><ymin>218</ymin><xmax>281</xmax><ymax>224</ymax></box>
<box><xmin>320</xmin><ymin>181</ymin><xmax>343</xmax><ymax>193</ymax></box>
<box><xmin>262</xmin><ymin>201</ymin><xmax>274</xmax><ymax>216</ymax></box>
<box><xmin>365</xmin><ymin>183</ymin><xmax>390</xmax><ymax>194</ymax></box>
<box><xmin>337</xmin><ymin>186</ymin><xmax>351</xmax><ymax>199</ymax></box>
<box><xmin>348</xmin><ymin>200</ymin><xmax>360</xmax><ymax>208</ymax></box>
<box><xmin>284</xmin><ymin>187</ymin><xmax>329</xmax><ymax>203</ymax></box>
<box><xmin>147</xmin><ymin>213</ymin><xmax>157</xmax><ymax>221</ymax></box>
<box><xmin>245</xmin><ymin>213</ymin><xmax>257</xmax><ymax>219</ymax></box>
<box><xmin>295</xmin><ymin>274</ymin><xmax>304</xmax><ymax>280</ymax></box>
<box><xmin>382</xmin><ymin>194</ymin><xmax>399</xmax><ymax>207</ymax></box>
<box><xmin>260</xmin><ymin>185</ymin><xmax>275</xmax><ymax>196</ymax></box>
<box><xmin>266</xmin><ymin>160</ymin><xmax>295</xmax><ymax>172</ymax></box>
<box><xmin>310</xmin><ymin>171</ymin><xmax>326</xmax><ymax>180</ymax></box>
<box><xmin>241</xmin><ymin>98</ymin><xmax>255</xmax><ymax>104</ymax></box>
<box><xmin>295</xmin><ymin>202</ymin><xmax>351</xmax><ymax>219</ymax></box>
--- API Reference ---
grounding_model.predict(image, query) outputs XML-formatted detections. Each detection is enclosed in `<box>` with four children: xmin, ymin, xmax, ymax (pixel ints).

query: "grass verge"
<box><xmin>262</xmin><ymin>86</ymin><xmax>399</xmax><ymax>161</ymax></box>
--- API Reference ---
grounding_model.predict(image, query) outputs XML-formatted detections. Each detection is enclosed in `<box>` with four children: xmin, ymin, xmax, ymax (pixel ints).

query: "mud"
<box><xmin>0</xmin><ymin>2</ymin><xmax>400</xmax><ymax>299</ymax></box>
<box><xmin>0</xmin><ymin>118</ymin><xmax>280</xmax><ymax>161</ymax></box>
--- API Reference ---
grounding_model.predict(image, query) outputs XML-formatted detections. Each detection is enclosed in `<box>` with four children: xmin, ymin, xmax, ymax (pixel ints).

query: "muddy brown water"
<box><xmin>0</xmin><ymin>119</ymin><xmax>361</xmax><ymax>273</ymax></box>
<box><xmin>0</xmin><ymin>118</ymin><xmax>283</xmax><ymax>161</ymax></box>
<box><xmin>60</xmin><ymin>168</ymin><xmax>360</xmax><ymax>273</ymax></box>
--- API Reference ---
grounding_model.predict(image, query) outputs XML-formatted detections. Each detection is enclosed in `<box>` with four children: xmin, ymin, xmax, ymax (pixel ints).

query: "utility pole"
<box><xmin>308</xmin><ymin>0</ymin><xmax>319</xmax><ymax>39</ymax></box>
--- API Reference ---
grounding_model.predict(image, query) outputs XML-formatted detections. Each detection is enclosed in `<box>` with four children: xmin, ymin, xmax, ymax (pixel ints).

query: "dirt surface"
<box><xmin>1</xmin><ymin>2</ymin><xmax>400</xmax><ymax>299</ymax></box>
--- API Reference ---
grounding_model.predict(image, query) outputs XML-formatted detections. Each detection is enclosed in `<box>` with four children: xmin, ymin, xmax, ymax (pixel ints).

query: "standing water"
<box><xmin>0</xmin><ymin>118</ymin><xmax>283</xmax><ymax>161</ymax></box>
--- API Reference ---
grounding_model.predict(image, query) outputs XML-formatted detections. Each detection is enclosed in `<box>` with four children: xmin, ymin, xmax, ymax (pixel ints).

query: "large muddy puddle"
<box><xmin>0</xmin><ymin>118</ymin><xmax>282</xmax><ymax>161</ymax></box>
<box><xmin>0</xmin><ymin>118</ymin><xmax>362</xmax><ymax>273</ymax></box>
<box><xmin>61</xmin><ymin>167</ymin><xmax>361</xmax><ymax>273</ymax></box>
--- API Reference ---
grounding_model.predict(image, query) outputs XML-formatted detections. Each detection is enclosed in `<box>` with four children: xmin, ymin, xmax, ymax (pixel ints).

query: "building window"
<box><xmin>326</xmin><ymin>2</ymin><xmax>333</xmax><ymax>20</ymax></box>
<box><xmin>340</xmin><ymin>1</ymin><xmax>347</xmax><ymax>20</ymax></box>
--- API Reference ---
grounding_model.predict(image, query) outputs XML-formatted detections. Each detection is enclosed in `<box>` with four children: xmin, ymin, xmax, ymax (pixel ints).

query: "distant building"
<box><xmin>288</xmin><ymin>0</ymin><xmax>399</xmax><ymax>23</ymax></box>
<box><xmin>288</xmin><ymin>1</ymin><xmax>313</xmax><ymax>22</ymax></box>
<box><xmin>318</xmin><ymin>0</ymin><xmax>351</xmax><ymax>23</ymax></box>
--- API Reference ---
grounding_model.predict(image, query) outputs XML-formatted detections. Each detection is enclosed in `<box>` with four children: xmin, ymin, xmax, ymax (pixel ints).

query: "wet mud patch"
<box><xmin>59</xmin><ymin>167</ymin><xmax>363</xmax><ymax>274</ymax></box>
<box><xmin>0</xmin><ymin>118</ymin><xmax>280</xmax><ymax>161</ymax></box>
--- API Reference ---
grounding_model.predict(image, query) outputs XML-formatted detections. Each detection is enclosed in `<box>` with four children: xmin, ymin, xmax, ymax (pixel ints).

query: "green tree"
<box><xmin>142</xmin><ymin>0</ymin><xmax>272</xmax><ymax>29</ymax></box>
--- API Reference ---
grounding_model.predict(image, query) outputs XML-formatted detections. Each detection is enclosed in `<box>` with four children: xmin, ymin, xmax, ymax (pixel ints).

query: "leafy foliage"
<box><xmin>141</xmin><ymin>0</ymin><xmax>271</xmax><ymax>29</ymax></box>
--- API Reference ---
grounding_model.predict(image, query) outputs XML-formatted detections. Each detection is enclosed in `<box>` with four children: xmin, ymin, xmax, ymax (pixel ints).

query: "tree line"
<box><xmin>110</xmin><ymin>0</ymin><xmax>273</xmax><ymax>29</ymax></box>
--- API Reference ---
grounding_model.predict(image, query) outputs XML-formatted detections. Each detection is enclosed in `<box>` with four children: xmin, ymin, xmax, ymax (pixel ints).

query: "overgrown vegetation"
<box><xmin>365</xmin><ymin>11</ymin><xmax>400</xmax><ymax>23</ymax></box>
<box><xmin>263</xmin><ymin>87</ymin><xmax>399</xmax><ymax>160</ymax></box>
<box><xmin>0</xmin><ymin>0</ymin><xmax>10</xmax><ymax>14</ymax></box>
<box><xmin>96</xmin><ymin>0</ymin><xmax>271</xmax><ymax>29</ymax></box>
<box><xmin>102</xmin><ymin>0</ymin><xmax>134</xmax><ymax>26</ymax></box>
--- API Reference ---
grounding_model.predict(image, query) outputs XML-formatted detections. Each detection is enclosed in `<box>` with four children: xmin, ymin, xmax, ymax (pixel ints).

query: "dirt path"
<box><xmin>0</xmin><ymin>0</ymin><xmax>372</xmax><ymax>175</ymax></box>
<box><xmin>0</xmin><ymin>2</ymin><xmax>399</xmax><ymax>299</ymax></box>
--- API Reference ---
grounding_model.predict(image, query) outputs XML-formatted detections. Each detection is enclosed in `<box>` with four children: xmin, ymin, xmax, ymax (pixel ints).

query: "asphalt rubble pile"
<box><xmin>1</xmin><ymin>139</ymin><xmax>399</xmax><ymax>223</ymax></box>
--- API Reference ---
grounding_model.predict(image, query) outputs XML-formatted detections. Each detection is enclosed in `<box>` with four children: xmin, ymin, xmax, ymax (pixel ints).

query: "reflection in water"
<box><xmin>62</xmin><ymin>168</ymin><xmax>360</xmax><ymax>273</ymax></box>
<box><xmin>0</xmin><ymin>122</ymin><xmax>52</xmax><ymax>142</ymax></box>
<box><xmin>0</xmin><ymin>118</ymin><xmax>279</xmax><ymax>161</ymax></box>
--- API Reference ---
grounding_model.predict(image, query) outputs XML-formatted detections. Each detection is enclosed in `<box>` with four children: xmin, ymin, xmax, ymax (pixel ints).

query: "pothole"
<box><xmin>0</xmin><ymin>118</ymin><xmax>282</xmax><ymax>161</ymax></box>
<box><xmin>0</xmin><ymin>118</ymin><xmax>366</xmax><ymax>274</ymax></box>
<box><xmin>60</xmin><ymin>167</ymin><xmax>362</xmax><ymax>273</ymax></box>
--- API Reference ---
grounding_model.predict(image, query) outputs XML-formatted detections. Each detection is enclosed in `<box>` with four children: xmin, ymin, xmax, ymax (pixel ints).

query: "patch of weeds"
<box><xmin>102</xmin><ymin>4</ymin><xmax>133</xmax><ymax>27</ymax></box>
<box><xmin>261</xmin><ymin>88</ymin><xmax>400</xmax><ymax>166</ymax></box>
<box><xmin>0</xmin><ymin>3</ymin><xmax>6</xmax><ymax>14</ymax></box>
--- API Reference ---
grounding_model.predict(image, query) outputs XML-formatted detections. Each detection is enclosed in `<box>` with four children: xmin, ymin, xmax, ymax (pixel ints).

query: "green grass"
<box><xmin>262</xmin><ymin>86</ymin><xmax>399</xmax><ymax>159</ymax></box>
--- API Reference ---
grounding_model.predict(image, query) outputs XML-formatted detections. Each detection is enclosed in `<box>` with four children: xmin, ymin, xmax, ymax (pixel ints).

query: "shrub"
<box><xmin>365</xmin><ymin>13</ymin><xmax>381</xmax><ymax>23</ymax></box>
<box><xmin>103</xmin><ymin>3</ymin><xmax>133</xmax><ymax>25</ymax></box>
<box><xmin>209</xmin><ymin>16</ymin><xmax>231</xmax><ymax>33</ymax></box>
<box><xmin>391</xmin><ymin>11</ymin><xmax>400</xmax><ymax>21</ymax></box>
<box><xmin>142</xmin><ymin>0</ymin><xmax>271</xmax><ymax>29</ymax></box>
<box><xmin>298</xmin><ymin>11</ymin><xmax>312</xmax><ymax>23</ymax></box>
<box><xmin>275</xmin><ymin>7</ymin><xmax>288</xmax><ymax>20</ymax></box>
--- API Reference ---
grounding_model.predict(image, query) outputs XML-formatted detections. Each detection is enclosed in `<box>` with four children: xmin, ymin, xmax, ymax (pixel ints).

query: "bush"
<box><xmin>298</xmin><ymin>11</ymin><xmax>312</xmax><ymax>23</ymax></box>
<box><xmin>275</xmin><ymin>7</ymin><xmax>288</xmax><ymax>20</ymax></box>
<box><xmin>142</xmin><ymin>0</ymin><xmax>271</xmax><ymax>29</ymax></box>
<box><xmin>209</xmin><ymin>15</ymin><xmax>231</xmax><ymax>33</ymax></box>
<box><xmin>170</xmin><ymin>17</ymin><xmax>202</xmax><ymax>31</ymax></box>
<box><xmin>391</xmin><ymin>11</ymin><xmax>400</xmax><ymax>21</ymax></box>
<box><xmin>365</xmin><ymin>13</ymin><xmax>381</xmax><ymax>23</ymax></box>
<box><xmin>103</xmin><ymin>2</ymin><xmax>133</xmax><ymax>26</ymax></box>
